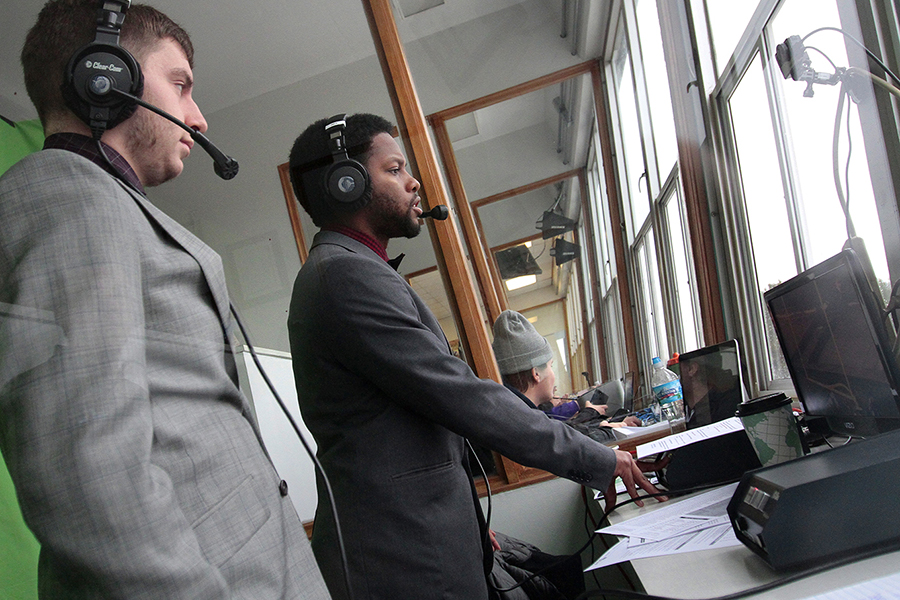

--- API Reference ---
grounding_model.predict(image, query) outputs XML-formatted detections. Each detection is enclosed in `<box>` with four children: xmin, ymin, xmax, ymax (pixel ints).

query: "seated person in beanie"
<box><xmin>492</xmin><ymin>311</ymin><xmax>637</xmax><ymax>434</ymax></box>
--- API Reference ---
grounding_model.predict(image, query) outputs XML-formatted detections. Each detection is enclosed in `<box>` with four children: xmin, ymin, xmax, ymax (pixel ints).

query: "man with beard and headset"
<box><xmin>286</xmin><ymin>113</ymin><xmax>665</xmax><ymax>600</ymax></box>
<box><xmin>0</xmin><ymin>1</ymin><xmax>330</xmax><ymax>597</ymax></box>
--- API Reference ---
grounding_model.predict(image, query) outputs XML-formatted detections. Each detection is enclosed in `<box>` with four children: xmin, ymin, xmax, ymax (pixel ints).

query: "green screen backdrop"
<box><xmin>1</xmin><ymin>118</ymin><xmax>44</xmax><ymax>600</ymax></box>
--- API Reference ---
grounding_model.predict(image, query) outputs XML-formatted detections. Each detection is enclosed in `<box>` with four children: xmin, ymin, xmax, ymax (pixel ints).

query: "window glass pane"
<box><xmin>634</xmin><ymin>241</ymin><xmax>654</xmax><ymax>357</ymax></box>
<box><xmin>589</xmin><ymin>130</ymin><xmax>617</xmax><ymax>292</ymax></box>
<box><xmin>588</xmin><ymin>162</ymin><xmax>608</xmax><ymax>291</ymax></box>
<box><xmin>665</xmin><ymin>186</ymin><xmax>700</xmax><ymax>353</ymax></box>
<box><xmin>636</xmin><ymin>0</ymin><xmax>679</xmax><ymax>179</ymax></box>
<box><xmin>612</xmin><ymin>25</ymin><xmax>650</xmax><ymax>235</ymax></box>
<box><xmin>770</xmin><ymin>0</ymin><xmax>890</xmax><ymax>286</ymax></box>
<box><xmin>730</xmin><ymin>54</ymin><xmax>798</xmax><ymax>292</ymax></box>
<box><xmin>706</xmin><ymin>0</ymin><xmax>761</xmax><ymax>75</ymax></box>
<box><xmin>603</xmin><ymin>284</ymin><xmax>625</xmax><ymax>377</ymax></box>
<box><xmin>579</xmin><ymin>219</ymin><xmax>595</xmax><ymax>325</ymax></box>
<box><xmin>646</xmin><ymin>229</ymin><xmax>669</xmax><ymax>360</ymax></box>
<box><xmin>729</xmin><ymin>55</ymin><xmax>797</xmax><ymax>380</ymax></box>
<box><xmin>634</xmin><ymin>231</ymin><xmax>667</xmax><ymax>362</ymax></box>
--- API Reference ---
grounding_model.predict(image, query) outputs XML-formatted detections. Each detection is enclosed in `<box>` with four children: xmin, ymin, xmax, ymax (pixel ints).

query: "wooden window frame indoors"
<box><xmin>426</xmin><ymin>62</ymin><xmax>635</xmax><ymax>495</ymax></box>
<box><xmin>278</xmin><ymin>162</ymin><xmax>309</xmax><ymax>264</ymax></box>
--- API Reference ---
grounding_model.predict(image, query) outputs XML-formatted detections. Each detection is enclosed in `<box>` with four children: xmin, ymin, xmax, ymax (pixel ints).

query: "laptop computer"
<box><xmin>677</xmin><ymin>339</ymin><xmax>748</xmax><ymax>429</ymax></box>
<box><xmin>662</xmin><ymin>339</ymin><xmax>760</xmax><ymax>489</ymax></box>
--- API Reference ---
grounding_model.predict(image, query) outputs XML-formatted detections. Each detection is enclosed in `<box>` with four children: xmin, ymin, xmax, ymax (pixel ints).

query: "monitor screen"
<box><xmin>678</xmin><ymin>339</ymin><xmax>747</xmax><ymax>429</ymax></box>
<box><xmin>764</xmin><ymin>248</ymin><xmax>900</xmax><ymax>436</ymax></box>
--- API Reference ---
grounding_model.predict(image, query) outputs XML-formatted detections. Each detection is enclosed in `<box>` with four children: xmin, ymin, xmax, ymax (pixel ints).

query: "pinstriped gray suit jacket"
<box><xmin>0</xmin><ymin>150</ymin><xmax>330</xmax><ymax>599</ymax></box>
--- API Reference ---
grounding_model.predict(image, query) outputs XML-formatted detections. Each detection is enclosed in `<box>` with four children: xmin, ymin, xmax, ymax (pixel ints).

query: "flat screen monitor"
<box><xmin>764</xmin><ymin>248</ymin><xmax>900</xmax><ymax>436</ymax></box>
<box><xmin>678</xmin><ymin>339</ymin><xmax>747</xmax><ymax>429</ymax></box>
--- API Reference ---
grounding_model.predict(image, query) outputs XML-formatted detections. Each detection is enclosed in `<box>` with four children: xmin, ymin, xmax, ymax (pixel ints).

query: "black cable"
<box><xmin>843</xmin><ymin>83</ymin><xmax>853</xmax><ymax>222</ymax></box>
<box><xmin>229</xmin><ymin>303</ymin><xmax>354</xmax><ymax>600</ymax></box>
<box><xmin>802</xmin><ymin>26</ymin><xmax>900</xmax><ymax>87</ymax></box>
<box><xmin>886</xmin><ymin>278</ymin><xmax>900</xmax><ymax>335</ymax></box>
<box><xmin>532</xmin><ymin>238</ymin><xmax>550</xmax><ymax>261</ymax></box>
<box><xmin>582</xmin><ymin>485</ymin><xmax>637</xmax><ymax>593</ymax></box>
<box><xmin>581</xmin><ymin>486</ymin><xmax>604</xmax><ymax>590</ymax></box>
<box><xmin>831</xmin><ymin>82</ymin><xmax>856</xmax><ymax>239</ymax></box>
<box><xmin>466</xmin><ymin>439</ymin><xmax>494</xmax><ymax>566</ymax></box>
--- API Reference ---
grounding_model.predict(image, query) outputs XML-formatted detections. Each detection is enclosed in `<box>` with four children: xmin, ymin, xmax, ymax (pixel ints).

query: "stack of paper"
<box><xmin>587</xmin><ymin>483</ymin><xmax>743</xmax><ymax>570</ymax></box>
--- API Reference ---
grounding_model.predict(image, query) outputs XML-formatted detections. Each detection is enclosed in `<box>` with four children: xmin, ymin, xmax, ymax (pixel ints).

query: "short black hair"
<box><xmin>288</xmin><ymin>113</ymin><xmax>394</xmax><ymax>227</ymax></box>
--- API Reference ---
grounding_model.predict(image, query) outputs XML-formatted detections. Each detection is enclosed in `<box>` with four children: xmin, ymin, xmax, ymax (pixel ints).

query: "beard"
<box><xmin>123</xmin><ymin>106</ymin><xmax>183</xmax><ymax>187</ymax></box>
<box><xmin>368</xmin><ymin>188</ymin><xmax>421</xmax><ymax>240</ymax></box>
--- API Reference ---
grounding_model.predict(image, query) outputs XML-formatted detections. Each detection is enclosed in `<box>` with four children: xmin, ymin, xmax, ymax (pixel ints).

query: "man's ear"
<box><xmin>531</xmin><ymin>367</ymin><xmax>541</xmax><ymax>384</ymax></box>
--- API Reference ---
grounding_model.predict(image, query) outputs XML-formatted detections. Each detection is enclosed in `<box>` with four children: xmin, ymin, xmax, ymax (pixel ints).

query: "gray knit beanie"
<box><xmin>491</xmin><ymin>310</ymin><xmax>553</xmax><ymax>375</ymax></box>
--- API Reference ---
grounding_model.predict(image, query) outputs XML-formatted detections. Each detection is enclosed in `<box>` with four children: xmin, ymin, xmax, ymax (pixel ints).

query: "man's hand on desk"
<box><xmin>602</xmin><ymin>415</ymin><xmax>642</xmax><ymax>428</ymax></box>
<box><xmin>604</xmin><ymin>451</ymin><xmax>670</xmax><ymax>512</ymax></box>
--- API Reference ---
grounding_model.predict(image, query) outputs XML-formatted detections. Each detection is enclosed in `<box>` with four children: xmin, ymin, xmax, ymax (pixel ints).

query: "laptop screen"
<box><xmin>678</xmin><ymin>340</ymin><xmax>747</xmax><ymax>429</ymax></box>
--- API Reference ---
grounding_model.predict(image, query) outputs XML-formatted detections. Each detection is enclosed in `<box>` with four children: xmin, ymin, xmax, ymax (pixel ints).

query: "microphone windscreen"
<box><xmin>423</xmin><ymin>205</ymin><xmax>449</xmax><ymax>220</ymax></box>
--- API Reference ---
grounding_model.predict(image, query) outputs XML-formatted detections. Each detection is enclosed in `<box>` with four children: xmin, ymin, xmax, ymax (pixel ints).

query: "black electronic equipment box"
<box><xmin>727</xmin><ymin>428</ymin><xmax>900</xmax><ymax>571</ymax></box>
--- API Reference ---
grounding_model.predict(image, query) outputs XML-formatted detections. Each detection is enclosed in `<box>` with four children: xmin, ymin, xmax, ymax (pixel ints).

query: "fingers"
<box><xmin>488</xmin><ymin>528</ymin><xmax>501</xmax><ymax>552</ymax></box>
<box><xmin>632</xmin><ymin>467</ymin><xmax>668</xmax><ymax>502</ymax></box>
<box><xmin>613</xmin><ymin>450</ymin><xmax>643</xmax><ymax>507</ymax></box>
<box><xmin>635</xmin><ymin>453</ymin><xmax>672</xmax><ymax>473</ymax></box>
<box><xmin>603</xmin><ymin>479</ymin><xmax>618</xmax><ymax>513</ymax></box>
<box><xmin>613</xmin><ymin>450</ymin><xmax>669</xmax><ymax>509</ymax></box>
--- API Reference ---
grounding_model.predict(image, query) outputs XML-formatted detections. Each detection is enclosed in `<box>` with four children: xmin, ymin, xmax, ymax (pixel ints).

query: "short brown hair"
<box><xmin>502</xmin><ymin>370</ymin><xmax>533</xmax><ymax>394</ymax></box>
<box><xmin>501</xmin><ymin>362</ymin><xmax>549</xmax><ymax>394</ymax></box>
<box><xmin>22</xmin><ymin>0</ymin><xmax>194</xmax><ymax>126</ymax></box>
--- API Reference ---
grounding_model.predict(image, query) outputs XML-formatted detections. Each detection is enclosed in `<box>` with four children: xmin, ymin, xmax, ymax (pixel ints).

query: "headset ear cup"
<box><xmin>63</xmin><ymin>41</ymin><xmax>143</xmax><ymax>133</ymax></box>
<box><xmin>325</xmin><ymin>158</ymin><xmax>369</xmax><ymax>207</ymax></box>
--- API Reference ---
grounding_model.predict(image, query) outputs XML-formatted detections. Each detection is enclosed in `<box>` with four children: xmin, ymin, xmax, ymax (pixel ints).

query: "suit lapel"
<box><xmin>121</xmin><ymin>183</ymin><xmax>233</xmax><ymax>338</ymax></box>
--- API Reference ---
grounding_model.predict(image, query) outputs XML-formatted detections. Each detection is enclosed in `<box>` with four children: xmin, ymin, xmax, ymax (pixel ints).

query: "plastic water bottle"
<box><xmin>651</xmin><ymin>356</ymin><xmax>684</xmax><ymax>423</ymax></box>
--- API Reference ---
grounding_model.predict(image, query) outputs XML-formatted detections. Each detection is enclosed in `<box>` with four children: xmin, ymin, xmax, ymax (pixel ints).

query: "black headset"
<box><xmin>63</xmin><ymin>0</ymin><xmax>143</xmax><ymax>139</ymax></box>
<box><xmin>323</xmin><ymin>114</ymin><xmax>371</xmax><ymax>209</ymax></box>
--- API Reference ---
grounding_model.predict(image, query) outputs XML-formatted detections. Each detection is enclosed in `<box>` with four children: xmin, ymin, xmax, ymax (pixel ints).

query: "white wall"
<box><xmin>235</xmin><ymin>346</ymin><xmax>319</xmax><ymax>521</ymax></box>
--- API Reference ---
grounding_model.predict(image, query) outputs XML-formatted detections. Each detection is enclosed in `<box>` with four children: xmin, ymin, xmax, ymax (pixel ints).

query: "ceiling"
<box><xmin>0</xmin><ymin>0</ymin><xmax>568</xmax><ymax>122</ymax></box>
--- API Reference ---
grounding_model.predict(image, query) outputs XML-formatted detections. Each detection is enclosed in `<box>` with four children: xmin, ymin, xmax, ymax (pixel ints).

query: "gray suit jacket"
<box><xmin>288</xmin><ymin>231</ymin><xmax>616</xmax><ymax>600</ymax></box>
<box><xmin>0</xmin><ymin>150</ymin><xmax>330</xmax><ymax>599</ymax></box>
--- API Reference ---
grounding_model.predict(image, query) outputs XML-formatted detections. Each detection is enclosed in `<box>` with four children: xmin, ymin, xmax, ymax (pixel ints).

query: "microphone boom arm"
<box><xmin>109</xmin><ymin>88</ymin><xmax>239</xmax><ymax>180</ymax></box>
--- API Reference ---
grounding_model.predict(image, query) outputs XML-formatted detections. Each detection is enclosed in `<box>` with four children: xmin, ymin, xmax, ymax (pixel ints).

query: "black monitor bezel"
<box><xmin>764</xmin><ymin>248</ymin><xmax>900</xmax><ymax>436</ymax></box>
<box><xmin>676</xmin><ymin>339</ymin><xmax>747</xmax><ymax>427</ymax></box>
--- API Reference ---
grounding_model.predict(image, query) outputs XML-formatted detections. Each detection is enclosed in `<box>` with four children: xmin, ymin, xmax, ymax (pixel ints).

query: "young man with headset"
<box><xmin>287</xmin><ymin>113</ymin><xmax>665</xmax><ymax>600</ymax></box>
<box><xmin>0</xmin><ymin>1</ymin><xmax>329</xmax><ymax>597</ymax></box>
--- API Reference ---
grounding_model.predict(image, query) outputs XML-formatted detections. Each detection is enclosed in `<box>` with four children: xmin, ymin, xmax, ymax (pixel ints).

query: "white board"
<box><xmin>235</xmin><ymin>346</ymin><xmax>318</xmax><ymax>522</ymax></box>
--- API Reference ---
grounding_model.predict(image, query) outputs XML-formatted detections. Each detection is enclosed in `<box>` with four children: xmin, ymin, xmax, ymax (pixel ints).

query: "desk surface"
<box><xmin>604</xmin><ymin>490</ymin><xmax>900</xmax><ymax>599</ymax></box>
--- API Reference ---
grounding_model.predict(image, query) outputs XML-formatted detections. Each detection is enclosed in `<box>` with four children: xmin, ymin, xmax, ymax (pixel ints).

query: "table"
<box><xmin>601</xmin><ymin>489</ymin><xmax>900</xmax><ymax>599</ymax></box>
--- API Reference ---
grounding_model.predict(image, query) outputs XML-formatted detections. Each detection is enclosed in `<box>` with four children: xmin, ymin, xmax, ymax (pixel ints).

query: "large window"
<box><xmin>596</xmin><ymin>0</ymin><xmax>900</xmax><ymax>398</ymax></box>
<box><xmin>713</xmin><ymin>0</ymin><xmax>897</xmax><ymax>388</ymax></box>
<box><xmin>602</xmin><ymin>0</ymin><xmax>702</xmax><ymax>384</ymax></box>
<box><xmin>705</xmin><ymin>0</ymin><xmax>900</xmax><ymax>391</ymax></box>
<box><xmin>586</xmin><ymin>128</ymin><xmax>626</xmax><ymax>379</ymax></box>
